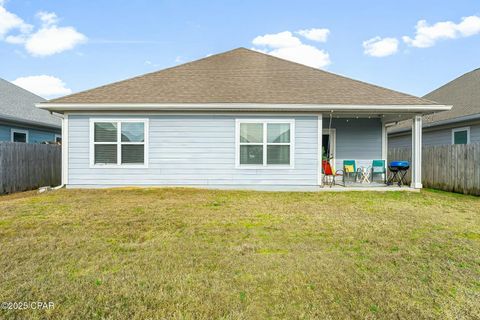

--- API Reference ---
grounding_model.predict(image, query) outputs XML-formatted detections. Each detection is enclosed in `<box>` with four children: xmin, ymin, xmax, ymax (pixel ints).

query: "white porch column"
<box><xmin>411</xmin><ymin>114</ymin><xmax>422</xmax><ymax>189</ymax></box>
<box><xmin>381</xmin><ymin>121</ymin><xmax>388</xmax><ymax>162</ymax></box>
<box><xmin>317</xmin><ymin>114</ymin><xmax>323</xmax><ymax>186</ymax></box>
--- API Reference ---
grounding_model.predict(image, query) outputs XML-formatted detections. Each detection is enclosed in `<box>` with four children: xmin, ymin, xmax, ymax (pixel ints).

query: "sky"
<box><xmin>1</xmin><ymin>0</ymin><xmax>479</xmax><ymax>99</ymax></box>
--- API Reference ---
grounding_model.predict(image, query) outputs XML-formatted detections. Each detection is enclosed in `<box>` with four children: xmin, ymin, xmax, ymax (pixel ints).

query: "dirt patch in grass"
<box><xmin>0</xmin><ymin>188</ymin><xmax>479</xmax><ymax>319</ymax></box>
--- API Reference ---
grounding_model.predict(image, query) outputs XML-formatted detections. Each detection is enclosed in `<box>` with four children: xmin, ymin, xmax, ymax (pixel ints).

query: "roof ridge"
<box><xmin>44</xmin><ymin>47</ymin><xmax>436</xmax><ymax>106</ymax></box>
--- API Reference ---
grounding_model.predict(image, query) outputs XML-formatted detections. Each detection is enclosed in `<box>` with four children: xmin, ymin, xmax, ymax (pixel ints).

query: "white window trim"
<box><xmin>235</xmin><ymin>119</ymin><xmax>295</xmax><ymax>169</ymax></box>
<box><xmin>452</xmin><ymin>126</ymin><xmax>470</xmax><ymax>145</ymax></box>
<box><xmin>89</xmin><ymin>118</ymin><xmax>149</xmax><ymax>168</ymax></box>
<box><xmin>54</xmin><ymin>134</ymin><xmax>62</xmax><ymax>143</ymax></box>
<box><xmin>11</xmin><ymin>128</ymin><xmax>28</xmax><ymax>143</ymax></box>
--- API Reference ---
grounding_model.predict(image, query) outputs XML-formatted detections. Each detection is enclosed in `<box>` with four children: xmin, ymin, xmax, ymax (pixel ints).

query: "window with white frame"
<box><xmin>452</xmin><ymin>127</ymin><xmax>470</xmax><ymax>145</ymax></box>
<box><xmin>11</xmin><ymin>129</ymin><xmax>28</xmax><ymax>143</ymax></box>
<box><xmin>237</xmin><ymin>120</ymin><xmax>294</xmax><ymax>167</ymax></box>
<box><xmin>90</xmin><ymin>119</ymin><xmax>148</xmax><ymax>167</ymax></box>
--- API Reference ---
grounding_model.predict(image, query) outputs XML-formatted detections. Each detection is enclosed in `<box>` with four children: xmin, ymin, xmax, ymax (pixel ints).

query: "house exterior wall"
<box><xmin>323</xmin><ymin>118</ymin><xmax>382</xmax><ymax>170</ymax></box>
<box><xmin>66</xmin><ymin>114</ymin><xmax>384</xmax><ymax>188</ymax></box>
<box><xmin>0</xmin><ymin>122</ymin><xmax>60</xmax><ymax>143</ymax></box>
<box><xmin>388</xmin><ymin>122</ymin><xmax>480</xmax><ymax>149</ymax></box>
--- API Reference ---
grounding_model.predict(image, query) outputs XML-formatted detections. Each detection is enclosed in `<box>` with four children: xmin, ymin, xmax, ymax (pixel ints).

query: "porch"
<box><xmin>318</xmin><ymin>112</ymin><xmax>423</xmax><ymax>189</ymax></box>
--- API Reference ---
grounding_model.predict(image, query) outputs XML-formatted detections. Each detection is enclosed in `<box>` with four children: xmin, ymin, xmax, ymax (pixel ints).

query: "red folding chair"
<box><xmin>322</xmin><ymin>160</ymin><xmax>342</xmax><ymax>187</ymax></box>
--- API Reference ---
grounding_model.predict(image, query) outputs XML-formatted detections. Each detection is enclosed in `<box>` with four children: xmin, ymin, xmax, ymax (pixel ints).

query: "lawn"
<box><xmin>0</xmin><ymin>188</ymin><xmax>479</xmax><ymax>319</ymax></box>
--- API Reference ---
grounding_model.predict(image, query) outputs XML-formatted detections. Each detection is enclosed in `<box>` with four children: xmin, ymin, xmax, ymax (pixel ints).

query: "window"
<box><xmin>11</xmin><ymin>129</ymin><xmax>28</xmax><ymax>143</ymax></box>
<box><xmin>90</xmin><ymin>119</ymin><xmax>148</xmax><ymax>167</ymax></box>
<box><xmin>452</xmin><ymin>127</ymin><xmax>470</xmax><ymax>145</ymax></box>
<box><xmin>236</xmin><ymin>119</ymin><xmax>294</xmax><ymax>168</ymax></box>
<box><xmin>55</xmin><ymin>134</ymin><xmax>62</xmax><ymax>144</ymax></box>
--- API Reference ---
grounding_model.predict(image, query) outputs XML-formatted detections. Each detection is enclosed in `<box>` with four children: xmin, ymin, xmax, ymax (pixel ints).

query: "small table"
<box><xmin>358</xmin><ymin>167</ymin><xmax>370</xmax><ymax>183</ymax></box>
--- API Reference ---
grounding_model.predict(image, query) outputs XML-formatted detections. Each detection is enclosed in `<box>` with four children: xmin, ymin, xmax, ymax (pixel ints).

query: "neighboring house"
<box><xmin>38</xmin><ymin>48</ymin><xmax>449</xmax><ymax>190</ymax></box>
<box><xmin>388</xmin><ymin>68</ymin><xmax>480</xmax><ymax>148</ymax></box>
<box><xmin>0</xmin><ymin>78</ymin><xmax>61</xmax><ymax>143</ymax></box>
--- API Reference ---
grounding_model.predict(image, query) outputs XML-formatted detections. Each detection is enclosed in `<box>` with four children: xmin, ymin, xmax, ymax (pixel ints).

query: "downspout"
<box><xmin>51</xmin><ymin>112</ymin><xmax>65</xmax><ymax>190</ymax></box>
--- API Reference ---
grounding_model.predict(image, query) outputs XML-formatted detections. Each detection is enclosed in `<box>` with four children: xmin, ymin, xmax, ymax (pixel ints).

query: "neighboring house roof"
<box><xmin>389</xmin><ymin>68</ymin><xmax>480</xmax><ymax>134</ymax></box>
<box><xmin>0</xmin><ymin>78</ymin><xmax>60</xmax><ymax>128</ymax></box>
<box><xmin>47</xmin><ymin>48</ymin><xmax>436</xmax><ymax>106</ymax></box>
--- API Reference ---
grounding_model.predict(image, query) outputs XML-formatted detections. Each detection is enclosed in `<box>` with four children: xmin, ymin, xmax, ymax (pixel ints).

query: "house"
<box><xmin>388</xmin><ymin>68</ymin><xmax>480</xmax><ymax>148</ymax></box>
<box><xmin>0</xmin><ymin>78</ymin><xmax>61</xmax><ymax>143</ymax></box>
<box><xmin>38</xmin><ymin>48</ymin><xmax>450</xmax><ymax>190</ymax></box>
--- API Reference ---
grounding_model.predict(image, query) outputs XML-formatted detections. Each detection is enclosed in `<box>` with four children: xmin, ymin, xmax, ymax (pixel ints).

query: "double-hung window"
<box><xmin>90</xmin><ymin>119</ymin><xmax>148</xmax><ymax>167</ymax></box>
<box><xmin>236</xmin><ymin>119</ymin><xmax>294</xmax><ymax>168</ymax></box>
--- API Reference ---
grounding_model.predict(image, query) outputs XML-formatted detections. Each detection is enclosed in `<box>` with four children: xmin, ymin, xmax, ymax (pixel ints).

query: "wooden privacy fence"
<box><xmin>388</xmin><ymin>143</ymin><xmax>480</xmax><ymax>196</ymax></box>
<box><xmin>0</xmin><ymin>142</ymin><xmax>61</xmax><ymax>194</ymax></box>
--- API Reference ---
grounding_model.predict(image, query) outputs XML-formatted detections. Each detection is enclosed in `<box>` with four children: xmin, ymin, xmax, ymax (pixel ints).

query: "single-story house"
<box><xmin>0</xmin><ymin>78</ymin><xmax>61</xmax><ymax>143</ymax></box>
<box><xmin>38</xmin><ymin>48</ymin><xmax>450</xmax><ymax>190</ymax></box>
<box><xmin>389</xmin><ymin>68</ymin><xmax>480</xmax><ymax>147</ymax></box>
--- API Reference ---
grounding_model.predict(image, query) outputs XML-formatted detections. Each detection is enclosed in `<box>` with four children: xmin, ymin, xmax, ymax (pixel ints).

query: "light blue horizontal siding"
<box><xmin>68</xmin><ymin>115</ymin><xmax>319</xmax><ymax>187</ymax></box>
<box><xmin>388</xmin><ymin>123</ymin><xmax>480</xmax><ymax>149</ymax></box>
<box><xmin>0</xmin><ymin>124</ymin><xmax>59</xmax><ymax>143</ymax></box>
<box><xmin>323</xmin><ymin>118</ymin><xmax>382</xmax><ymax>169</ymax></box>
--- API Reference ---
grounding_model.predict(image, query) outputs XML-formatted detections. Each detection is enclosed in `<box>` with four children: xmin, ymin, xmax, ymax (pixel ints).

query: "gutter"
<box><xmin>36</xmin><ymin>103</ymin><xmax>452</xmax><ymax>113</ymax></box>
<box><xmin>0</xmin><ymin>113</ymin><xmax>61</xmax><ymax>129</ymax></box>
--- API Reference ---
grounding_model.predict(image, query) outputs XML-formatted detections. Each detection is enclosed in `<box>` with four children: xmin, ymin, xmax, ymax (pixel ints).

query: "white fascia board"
<box><xmin>36</xmin><ymin>103</ymin><xmax>452</xmax><ymax>113</ymax></box>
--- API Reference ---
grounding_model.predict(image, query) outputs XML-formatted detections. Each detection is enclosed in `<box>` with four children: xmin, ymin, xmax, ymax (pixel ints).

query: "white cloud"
<box><xmin>0</xmin><ymin>5</ymin><xmax>32</xmax><ymax>38</ymax></box>
<box><xmin>12</xmin><ymin>75</ymin><xmax>72</xmax><ymax>98</ymax></box>
<box><xmin>363</xmin><ymin>36</ymin><xmax>399</xmax><ymax>57</ymax></box>
<box><xmin>403</xmin><ymin>15</ymin><xmax>480</xmax><ymax>48</ymax></box>
<box><xmin>251</xmin><ymin>30</ymin><xmax>331</xmax><ymax>68</ymax></box>
<box><xmin>24</xmin><ymin>25</ymin><xmax>87</xmax><ymax>56</ymax></box>
<box><xmin>37</xmin><ymin>11</ymin><xmax>58</xmax><ymax>26</ymax></box>
<box><xmin>252</xmin><ymin>31</ymin><xmax>301</xmax><ymax>48</ymax></box>
<box><xmin>297</xmin><ymin>28</ymin><xmax>330</xmax><ymax>42</ymax></box>
<box><xmin>0</xmin><ymin>3</ymin><xmax>86</xmax><ymax>56</ymax></box>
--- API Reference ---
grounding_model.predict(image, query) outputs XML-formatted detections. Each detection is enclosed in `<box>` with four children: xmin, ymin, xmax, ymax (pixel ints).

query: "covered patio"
<box><xmin>318</xmin><ymin>110</ymin><xmax>433</xmax><ymax>189</ymax></box>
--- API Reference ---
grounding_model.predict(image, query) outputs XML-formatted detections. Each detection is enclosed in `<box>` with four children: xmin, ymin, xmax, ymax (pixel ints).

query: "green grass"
<box><xmin>0</xmin><ymin>188</ymin><xmax>479</xmax><ymax>319</ymax></box>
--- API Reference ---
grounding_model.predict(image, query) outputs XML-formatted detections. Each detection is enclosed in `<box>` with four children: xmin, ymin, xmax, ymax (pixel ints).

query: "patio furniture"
<box><xmin>387</xmin><ymin>161</ymin><xmax>410</xmax><ymax>187</ymax></box>
<box><xmin>341</xmin><ymin>160</ymin><xmax>359</xmax><ymax>185</ymax></box>
<box><xmin>322</xmin><ymin>160</ymin><xmax>342</xmax><ymax>187</ymax></box>
<box><xmin>358</xmin><ymin>166</ymin><xmax>371</xmax><ymax>183</ymax></box>
<box><xmin>371</xmin><ymin>160</ymin><xmax>386</xmax><ymax>184</ymax></box>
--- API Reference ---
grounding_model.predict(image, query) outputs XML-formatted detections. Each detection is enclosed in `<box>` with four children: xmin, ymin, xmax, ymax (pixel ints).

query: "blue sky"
<box><xmin>1</xmin><ymin>0</ymin><xmax>479</xmax><ymax>99</ymax></box>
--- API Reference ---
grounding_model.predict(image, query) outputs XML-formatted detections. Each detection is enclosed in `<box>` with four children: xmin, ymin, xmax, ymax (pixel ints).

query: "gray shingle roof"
<box><xmin>0</xmin><ymin>78</ymin><xmax>60</xmax><ymax>128</ymax></box>
<box><xmin>389</xmin><ymin>68</ymin><xmax>480</xmax><ymax>132</ymax></box>
<box><xmin>48</xmin><ymin>48</ymin><xmax>436</xmax><ymax>106</ymax></box>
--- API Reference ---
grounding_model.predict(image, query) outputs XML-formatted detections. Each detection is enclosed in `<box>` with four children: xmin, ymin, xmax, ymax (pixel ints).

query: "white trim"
<box><xmin>62</xmin><ymin>114</ymin><xmax>69</xmax><ymax>185</ymax></box>
<box><xmin>411</xmin><ymin>115</ymin><xmax>423</xmax><ymax>189</ymax></box>
<box><xmin>381</xmin><ymin>122</ymin><xmax>388</xmax><ymax>161</ymax></box>
<box><xmin>235</xmin><ymin>119</ymin><xmax>295</xmax><ymax>169</ymax></box>
<box><xmin>322</xmin><ymin>128</ymin><xmax>336</xmax><ymax>167</ymax></box>
<box><xmin>37</xmin><ymin>103</ymin><xmax>452</xmax><ymax>113</ymax></box>
<box><xmin>451</xmin><ymin>126</ymin><xmax>470</xmax><ymax>145</ymax></box>
<box><xmin>89</xmin><ymin>118</ymin><xmax>149</xmax><ymax>168</ymax></box>
<box><xmin>10</xmin><ymin>128</ymin><xmax>28</xmax><ymax>143</ymax></box>
<box><xmin>317</xmin><ymin>114</ymin><xmax>323</xmax><ymax>186</ymax></box>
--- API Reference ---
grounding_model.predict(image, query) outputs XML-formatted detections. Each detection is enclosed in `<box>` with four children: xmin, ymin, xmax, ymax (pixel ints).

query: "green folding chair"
<box><xmin>371</xmin><ymin>160</ymin><xmax>386</xmax><ymax>184</ymax></box>
<box><xmin>341</xmin><ymin>160</ymin><xmax>358</xmax><ymax>185</ymax></box>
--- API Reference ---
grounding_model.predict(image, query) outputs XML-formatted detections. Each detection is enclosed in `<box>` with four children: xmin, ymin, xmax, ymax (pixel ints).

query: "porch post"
<box><xmin>381</xmin><ymin>121</ymin><xmax>388</xmax><ymax>162</ymax></box>
<box><xmin>317</xmin><ymin>114</ymin><xmax>323</xmax><ymax>186</ymax></box>
<box><xmin>411</xmin><ymin>114</ymin><xmax>422</xmax><ymax>189</ymax></box>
